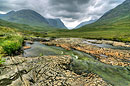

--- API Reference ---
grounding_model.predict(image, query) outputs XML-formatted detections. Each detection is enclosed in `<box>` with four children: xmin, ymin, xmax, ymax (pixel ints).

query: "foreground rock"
<box><xmin>0</xmin><ymin>55</ymin><xmax>110</xmax><ymax>86</ymax></box>
<box><xmin>43</xmin><ymin>38</ymin><xmax>130</xmax><ymax>66</ymax></box>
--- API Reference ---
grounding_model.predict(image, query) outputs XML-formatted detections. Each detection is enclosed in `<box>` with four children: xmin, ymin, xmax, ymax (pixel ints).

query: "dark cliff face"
<box><xmin>47</xmin><ymin>18</ymin><xmax>67</xmax><ymax>29</ymax></box>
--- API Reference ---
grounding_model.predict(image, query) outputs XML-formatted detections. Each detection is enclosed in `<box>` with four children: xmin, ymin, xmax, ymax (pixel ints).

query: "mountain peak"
<box><xmin>17</xmin><ymin>9</ymin><xmax>36</xmax><ymax>13</ymax></box>
<box><xmin>15</xmin><ymin>9</ymin><xmax>42</xmax><ymax>16</ymax></box>
<box><xmin>3</xmin><ymin>9</ymin><xmax>49</xmax><ymax>26</ymax></box>
<box><xmin>7</xmin><ymin>11</ymin><xmax>15</xmax><ymax>15</ymax></box>
<box><xmin>0</xmin><ymin>9</ymin><xmax>67</xmax><ymax>29</ymax></box>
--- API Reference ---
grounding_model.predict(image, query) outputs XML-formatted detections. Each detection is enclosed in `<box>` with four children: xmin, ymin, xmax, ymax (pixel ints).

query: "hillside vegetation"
<box><xmin>0</xmin><ymin>19</ymin><xmax>58</xmax><ymax>32</ymax></box>
<box><xmin>0</xmin><ymin>19</ymin><xmax>60</xmax><ymax>37</ymax></box>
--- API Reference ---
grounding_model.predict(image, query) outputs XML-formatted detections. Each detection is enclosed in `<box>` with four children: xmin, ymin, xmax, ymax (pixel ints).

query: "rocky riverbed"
<box><xmin>1</xmin><ymin>38</ymin><xmax>130</xmax><ymax>86</ymax></box>
<box><xmin>0</xmin><ymin>55</ymin><xmax>110</xmax><ymax>86</ymax></box>
<box><xmin>42</xmin><ymin>38</ymin><xmax>130</xmax><ymax>66</ymax></box>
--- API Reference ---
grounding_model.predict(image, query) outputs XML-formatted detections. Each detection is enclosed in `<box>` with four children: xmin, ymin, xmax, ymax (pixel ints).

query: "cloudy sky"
<box><xmin>0</xmin><ymin>0</ymin><xmax>125</xmax><ymax>28</ymax></box>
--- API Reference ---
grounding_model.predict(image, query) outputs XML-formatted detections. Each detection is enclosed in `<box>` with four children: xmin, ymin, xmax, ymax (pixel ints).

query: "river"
<box><xmin>23</xmin><ymin>41</ymin><xmax>130</xmax><ymax>86</ymax></box>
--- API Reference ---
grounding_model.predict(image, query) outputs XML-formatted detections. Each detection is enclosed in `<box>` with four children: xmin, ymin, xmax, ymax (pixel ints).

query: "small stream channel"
<box><xmin>23</xmin><ymin>41</ymin><xmax>130</xmax><ymax>86</ymax></box>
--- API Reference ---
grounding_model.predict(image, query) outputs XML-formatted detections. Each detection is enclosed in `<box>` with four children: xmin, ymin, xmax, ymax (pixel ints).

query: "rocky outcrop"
<box><xmin>0</xmin><ymin>55</ymin><xmax>110</xmax><ymax>86</ymax></box>
<box><xmin>43</xmin><ymin>38</ymin><xmax>130</xmax><ymax>66</ymax></box>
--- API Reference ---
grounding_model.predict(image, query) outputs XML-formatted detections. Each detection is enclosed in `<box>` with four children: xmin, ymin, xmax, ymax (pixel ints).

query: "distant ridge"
<box><xmin>0</xmin><ymin>9</ymin><xmax>67</xmax><ymax>29</ymax></box>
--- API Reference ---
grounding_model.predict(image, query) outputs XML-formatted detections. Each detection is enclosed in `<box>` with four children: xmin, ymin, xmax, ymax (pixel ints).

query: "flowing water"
<box><xmin>23</xmin><ymin>41</ymin><xmax>130</xmax><ymax>86</ymax></box>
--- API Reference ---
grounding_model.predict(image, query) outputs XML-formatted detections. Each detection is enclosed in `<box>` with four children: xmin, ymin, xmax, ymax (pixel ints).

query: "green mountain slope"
<box><xmin>0</xmin><ymin>18</ymin><xmax>61</xmax><ymax>38</ymax></box>
<box><xmin>0</xmin><ymin>9</ymin><xmax>49</xmax><ymax>27</ymax></box>
<box><xmin>97</xmin><ymin>0</ymin><xmax>130</xmax><ymax>24</ymax></box>
<box><xmin>0</xmin><ymin>9</ymin><xmax>67</xmax><ymax>29</ymax></box>
<box><xmin>0</xmin><ymin>19</ymin><xmax>57</xmax><ymax>31</ymax></box>
<box><xmin>48</xmin><ymin>0</ymin><xmax>130</xmax><ymax>42</ymax></box>
<box><xmin>77</xmin><ymin>0</ymin><xmax>130</xmax><ymax>29</ymax></box>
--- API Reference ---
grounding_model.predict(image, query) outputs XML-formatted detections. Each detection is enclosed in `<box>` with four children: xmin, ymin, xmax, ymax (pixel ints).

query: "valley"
<box><xmin>0</xmin><ymin>0</ymin><xmax>130</xmax><ymax>86</ymax></box>
<box><xmin>0</xmin><ymin>27</ymin><xmax>130</xmax><ymax>86</ymax></box>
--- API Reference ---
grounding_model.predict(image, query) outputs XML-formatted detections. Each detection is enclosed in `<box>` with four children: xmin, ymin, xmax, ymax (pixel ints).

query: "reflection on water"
<box><xmin>23</xmin><ymin>42</ymin><xmax>95</xmax><ymax>58</ymax></box>
<box><xmin>23</xmin><ymin>42</ymin><xmax>61</xmax><ymax>57</ymax></box>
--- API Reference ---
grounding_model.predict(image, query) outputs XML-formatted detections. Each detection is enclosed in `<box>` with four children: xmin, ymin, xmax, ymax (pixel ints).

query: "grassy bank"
<box><xmin>0</xmin><ymin>26</ymin><xmax>23</xmax><ymax>64</ymax></box>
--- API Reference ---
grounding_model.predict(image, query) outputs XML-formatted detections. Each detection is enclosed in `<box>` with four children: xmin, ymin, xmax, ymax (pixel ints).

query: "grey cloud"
<box><xmin>49</xmin><ymin>0</ymin><xmax>90</xmax><ymax>6</ymax></box>
<box><xmin>0</xmin><ymin>0</ymin><xmax>10</xmax><ymax>11</ymax></box>
<box><xmin>0</xmin><ymin>0</ymin><xmax>126</xmax><ymax>27</ymax></box>
<box><xmin>45</xmin><ymin>0</ymin><xmax>92</xmax><ymax>22</ymax></box>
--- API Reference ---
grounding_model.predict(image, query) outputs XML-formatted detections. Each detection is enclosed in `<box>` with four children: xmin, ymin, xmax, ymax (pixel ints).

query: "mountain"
<box><xmin>48</xmin><ymin>0</ymin><xmax>130</xmax><ymax>42</ymax></box>
<box><xmin>95</xmin><ymin>0</ymin><xmax>130</xmax><ymax>26</ymax></box>
<box><xmin>0</xmin><ymin>9</ymin><xmax>49</xmax><ymax>27</ymax></box>
<box><xmin>47</xmin><ymin>18</ymin><xmax>67</xmax><ymax>29</ymax></box>
<box><xmin>0</xmin><ymin>9</ymin><xmax>67</xmax><ymax>29</ymax></box>
<box><xmin>6</xmin><ymin>11</ymin><xmax>15</xmax><ymax>16</ymax></box>
<box><xmin>75</xmin><ymin>20</ymin><xmax>97</xmax><ymax>29</ymax></box>
<box><xmin>78</xmin><ymin>0</ymin><xmax>130</xmax><ymax>29</ymax></box>
<box><xmin>0</xmin><ymin>18</ymin><xmax>58</xmax><ymax>32</ymax></box>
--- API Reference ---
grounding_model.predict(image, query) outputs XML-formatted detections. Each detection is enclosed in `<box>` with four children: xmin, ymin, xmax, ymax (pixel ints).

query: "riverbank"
<box><xmin>42</xmin><ymin>38</ymin><xmax>130</xmax><ymax>66</ymax></box>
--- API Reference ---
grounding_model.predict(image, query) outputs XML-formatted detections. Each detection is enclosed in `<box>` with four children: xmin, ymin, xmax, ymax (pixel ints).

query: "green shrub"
<box><xmin>1</xmin><ymin>40</ymin><xmax>22</xmax><ymax>55</ymax></box>
<box><xmin>0</xmin><ymin>27</ymin><xmax>23</xmax><ymax>56</ymax></box>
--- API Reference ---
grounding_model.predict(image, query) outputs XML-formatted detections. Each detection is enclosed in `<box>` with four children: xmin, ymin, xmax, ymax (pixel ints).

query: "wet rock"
<box><xmin>23</xmin><ymin>46</ymin><xmax>31</xmax><ymax>50</ymax></box>
<box><xmin>113</xmin><ymin>42</ymin><xmax>128</xmax><ymax>47</ymax></box>
<box><xmin>25</xmin><ymin>40</ymin><xmax>34</xmax><ymax>44</ymax></box>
